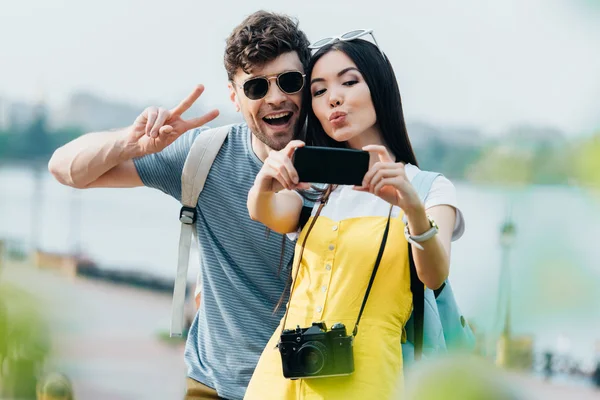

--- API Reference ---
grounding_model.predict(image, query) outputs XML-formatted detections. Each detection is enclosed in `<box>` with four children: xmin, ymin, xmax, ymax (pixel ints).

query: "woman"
<box><xmin>245</xmin><ymin>30</ymin><xmax>465</xmax><ymax>399</ymax></box>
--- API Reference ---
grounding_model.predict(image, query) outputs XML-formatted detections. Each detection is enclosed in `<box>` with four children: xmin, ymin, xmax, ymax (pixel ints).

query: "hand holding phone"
<box><xmin>255</xmin><ymin>140</ymin><xmax>305</xmax><ymax>192</ymax></box>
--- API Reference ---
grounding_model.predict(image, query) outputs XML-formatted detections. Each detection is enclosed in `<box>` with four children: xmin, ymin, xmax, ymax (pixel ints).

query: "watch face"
<box><xmin>427</xmin><ymin>215</ymin><xmax>439</xmax><ymax>230</ymax></box>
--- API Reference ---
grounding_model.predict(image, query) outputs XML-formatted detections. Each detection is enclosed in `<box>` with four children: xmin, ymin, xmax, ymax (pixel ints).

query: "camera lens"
<box><xmin>296</xmin><ymin>341</ymin><xmax>328</xmax><ymax>375</ymax></box>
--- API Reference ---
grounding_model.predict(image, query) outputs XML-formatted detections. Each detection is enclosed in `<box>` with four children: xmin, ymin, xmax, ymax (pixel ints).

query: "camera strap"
<box><xmin>279</xmin><ymin>195</ymin><xmax>400</xmax><ymax>344</ymax></box>
<box><xmin>351</xmin><ymin>205</ymin><xmax>393</xmax><ymax>337</ymax></box>
<box><xmin>279</xmin><ymin>187</ymin><xmax>331</xmax><ymax>338</ymax></box>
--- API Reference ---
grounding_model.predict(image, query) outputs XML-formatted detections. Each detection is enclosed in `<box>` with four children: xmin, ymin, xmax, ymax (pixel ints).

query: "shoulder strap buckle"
<box><xmin>179</xmin><ymin>206</ymin><xmax>197</xmax><ymax>225</ymax></box>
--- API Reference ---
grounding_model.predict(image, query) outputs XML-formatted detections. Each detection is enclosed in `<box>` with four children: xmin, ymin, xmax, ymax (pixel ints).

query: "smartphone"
<box><xmin>292</xmin><ymin>146</ymin><xmax>370</xmax><ymax>186</ymax></box>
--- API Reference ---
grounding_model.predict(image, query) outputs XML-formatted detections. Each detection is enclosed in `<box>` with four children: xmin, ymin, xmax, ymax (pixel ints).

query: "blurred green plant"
<box><xmin>0</xmin><ymin>281</ymin><xmax>51</xmax><ymax>399</ymax></box>
<box><xmin>574</xmin><ymin>132</ymin><xmax>600</xmax><ymax>188</ymax></box>
<box><xmin>405</xmin><ymin>354</ymin><xmax>525</xmax><ymax>400</ymax></box>
<box><xmin>467</xmin><ymin>146</ymin><xmax>534</xmax><ymax>186</ymax></box>
<box><xmin>414</xmin><ymin>127</ymin><xmax>577</xmax><ymax>186</ymax></box>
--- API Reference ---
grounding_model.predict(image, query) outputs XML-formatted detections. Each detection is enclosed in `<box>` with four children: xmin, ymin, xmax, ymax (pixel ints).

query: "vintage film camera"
<box><xmin>278</xmin><ymin>321</ymin><xmax>354</xmax><ymax>379</ymax></box>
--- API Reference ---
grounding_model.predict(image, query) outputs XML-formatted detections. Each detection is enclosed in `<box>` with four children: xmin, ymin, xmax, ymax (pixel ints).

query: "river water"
<box><xmin>1</xmin><ymin>165</ymin><xmax>600</xmax><ymax>367</ymax></box>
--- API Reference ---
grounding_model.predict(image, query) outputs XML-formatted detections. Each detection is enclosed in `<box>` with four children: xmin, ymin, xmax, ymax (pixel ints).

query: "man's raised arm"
<box><xmin>48</xmin><ymin>85</ymin><xmax>219</xmax><ymax>189</ymax></box>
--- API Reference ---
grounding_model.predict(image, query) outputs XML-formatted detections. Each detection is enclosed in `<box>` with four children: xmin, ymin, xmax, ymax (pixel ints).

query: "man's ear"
<box><xmin>228</xmin><ymin>82</ymin><xmax>241</xmax><ymax>112</ymax></box>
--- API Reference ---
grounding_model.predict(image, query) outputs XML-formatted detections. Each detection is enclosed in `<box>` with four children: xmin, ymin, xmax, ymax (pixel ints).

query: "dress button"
<box><xmin>322</xmin><ymin>285</ymin><xmax>327</xmax><ymax>292</ymax></box>
<box><xmin>325</xmin><ymin>264</ymin><xmax>331</xmax><ymax>271</ymax></box>
<box><xmin>328</xmin><ymin>244</ymin><xmax>335</xmax><ymax>251</ymax></box>
<box><xmin>332</xmin><ymin>225</ymin><xmax>338</xmax><ymax>231</ymax></box>
<box><xmin>316</xmin><ymin>306</ymin><xmax>323</xmax><ymax>312</ymax></box>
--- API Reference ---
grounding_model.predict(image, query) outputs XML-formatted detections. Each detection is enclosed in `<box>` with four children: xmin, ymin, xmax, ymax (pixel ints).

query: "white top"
<box><xmin>292</xmin><ymin>163</ymin><xmax>465</xmax><ymax>241</ymax></box>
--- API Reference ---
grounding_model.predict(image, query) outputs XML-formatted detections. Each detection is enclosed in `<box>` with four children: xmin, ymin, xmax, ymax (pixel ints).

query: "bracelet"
<box><xmin>404</xmin><ymin>215</ymin><xmax>439</xmax><ymax>250</ymax></box>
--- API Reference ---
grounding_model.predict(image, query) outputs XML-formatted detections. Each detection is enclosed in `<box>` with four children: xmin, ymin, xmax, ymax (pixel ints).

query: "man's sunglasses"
<box><xmin>233</xmin><ymin>70</ymin><xmax>306</xmax><ymax>101</ymax></box>
<box><xmin>309</xmin><ymin>29</ymin><xmax>384</xmax><ymax>57</ymax></box>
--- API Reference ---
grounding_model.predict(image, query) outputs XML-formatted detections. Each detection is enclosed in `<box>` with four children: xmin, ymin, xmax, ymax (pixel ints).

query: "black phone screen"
<box><xmin>292</xmin><ymin>146</ymin><xmax>369</xmax><ymax>186</ymax></box>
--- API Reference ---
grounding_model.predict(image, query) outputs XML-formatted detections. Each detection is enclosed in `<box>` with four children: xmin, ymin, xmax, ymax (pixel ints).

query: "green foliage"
<box><xmin>574</xmin><ymin>133</ymin><xmax>600</xmax><ymax>187</ymax></box>
<box><xmin>418</xmin><ymin>132</ymin><xmax>587</xmax><ymax>187</ymax></box>
<box><xmin>467</xmin><ymin>147</ymin><xmax>534</xmax><ymax>186</ymax></box>
<box><xmin>412</xmin><ymin>127</ymin><xmax>582</xmax><ymax>186</ymax></box>
<box><xmin>405</xmin><ymin>355</ymin><xmax>524</xmax><ymax>400</ymax></box>
<box><xmin>0</xmin><ymin>283</ymin><xmax>51</xmax><ymax>398</ymax></box>
<box><xmin>529</xmin><ymin>143</ymin><xmax>572</xmax><ymax>185</ymax></box>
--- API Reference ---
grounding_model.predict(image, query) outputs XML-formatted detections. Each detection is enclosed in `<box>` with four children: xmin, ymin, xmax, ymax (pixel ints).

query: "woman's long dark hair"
<box><xmin>304</xmin><ymin>39</ymin><xmax>419</xmax><ymax>166</ymax></box>
<box><xmin>274</xmin><ymin>39</ymin><xmax>419</xmax><ymax>315</ymax></box>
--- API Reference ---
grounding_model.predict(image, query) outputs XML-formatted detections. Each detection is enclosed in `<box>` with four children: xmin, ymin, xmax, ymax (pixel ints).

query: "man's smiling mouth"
<box><xmin>263</xmin><ymin>112</ymin><xmax>292</xmax><ymax>126</ymax></box>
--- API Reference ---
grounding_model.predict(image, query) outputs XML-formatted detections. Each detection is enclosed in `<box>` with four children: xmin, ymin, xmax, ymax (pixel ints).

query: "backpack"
<box><xmin>401</xmin><ymin>170</ymin><xmax>476</xmax><ymax>364</ymax></box>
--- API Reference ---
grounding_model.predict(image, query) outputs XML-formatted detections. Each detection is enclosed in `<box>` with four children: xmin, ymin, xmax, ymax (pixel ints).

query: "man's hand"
<box><xmin>127</xmin><ymin>85</ymin><xmax>220</xmax><ymax>156</ymax></box>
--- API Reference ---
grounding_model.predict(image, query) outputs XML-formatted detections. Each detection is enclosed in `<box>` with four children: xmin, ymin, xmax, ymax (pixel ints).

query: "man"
<box><xmin>48</xmin><ymin>10</ymin><xmax>311</xmax><ymax>400</ymax></box>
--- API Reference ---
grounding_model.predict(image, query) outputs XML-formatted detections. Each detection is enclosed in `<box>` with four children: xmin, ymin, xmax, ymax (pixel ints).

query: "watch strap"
<box><xmin>404</xmin><ymin>215</ymin><xmax>438</xmax><ymax>250</ymax></box>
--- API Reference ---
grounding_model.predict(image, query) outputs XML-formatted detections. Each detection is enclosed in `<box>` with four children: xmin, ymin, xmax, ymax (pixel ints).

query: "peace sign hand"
<box><xmin>128</xmin><ymin>85</ymin><xmax>220</xmax><ymax>156</ymax></box>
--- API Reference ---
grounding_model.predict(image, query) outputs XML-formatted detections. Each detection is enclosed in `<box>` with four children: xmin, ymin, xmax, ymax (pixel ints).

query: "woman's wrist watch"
<box><xmin>404</xmin><ymin>215</ymin><xmax>439</xmax><ymax>250</ymax></box>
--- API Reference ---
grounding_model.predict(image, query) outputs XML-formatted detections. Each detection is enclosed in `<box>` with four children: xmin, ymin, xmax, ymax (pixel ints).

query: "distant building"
<box><xmin>6</xmin><ymin>101</ymin><xmax>39</xmax><ymax>132</ymax></box>
<box><xmin>0</xmin><ymin>91</ymin><xmax>243</xmax><ymax>135</ymax></box>
<box><xmin>52</xmin><ymin>91</ymin><xmax>144</xmax><ymax>132</ymax></box>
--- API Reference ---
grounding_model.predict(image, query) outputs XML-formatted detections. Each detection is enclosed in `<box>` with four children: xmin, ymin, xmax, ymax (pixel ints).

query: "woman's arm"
<box><xmin>358</xmin><ymin>144</ymin><xmax>457</xmax><ymax>289</ymax></box>
<box><xmin>403</xmin><ymin>203</ymin><xmax>456</xmax><ymax>289</ymax></box>
<box><xmin>247</xmin><ymin>188</ymin><xmax>303</xmax><ymax>234</ymax></box>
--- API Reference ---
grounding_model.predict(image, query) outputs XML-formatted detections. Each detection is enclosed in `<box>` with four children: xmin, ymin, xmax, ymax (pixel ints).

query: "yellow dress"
<box><xmin>244</xmin><ymin>187</ymin><xmax>413</xmax><ymax>400</ymax></box>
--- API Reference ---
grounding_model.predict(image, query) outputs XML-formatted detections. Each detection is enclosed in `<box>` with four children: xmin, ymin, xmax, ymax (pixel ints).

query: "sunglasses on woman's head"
<box><xmin>233</xmin><ymin>70</ymin><xmax>306</xmax><ymax>101</ymax></box>
<box><xmin>309</xmin><ymin>29</ymin><xmax>385</xmax><ymax>57</ymax></box>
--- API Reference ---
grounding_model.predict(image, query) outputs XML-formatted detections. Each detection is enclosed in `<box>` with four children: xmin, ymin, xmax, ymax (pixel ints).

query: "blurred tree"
<box><xmin>0</xmin><ymin>121</ymin><xmax>83</xmax><ymax>165</ymax></box>
<box><xmin>414</xmin><ymin>139</ymin><xmax>481</xmax><ymax>181</ymax></box>
<box><xmin>466</xmin><ymin>146</ymin><xmax>534</xmax><ymax>186</ymax></box>
<box><xmin>23</xmin><ymin>109</ymin><xmax>52</xmax><ymax>161</ymax></box>
<box><xmin>530</xmin><ymin>143</ymin><xmax>572</xmax><ymax>185</ymax></box>
<box><xmin>0</xmin><ymin>133</ymin><xmax>9</xmax><ymax>160</ymax></box>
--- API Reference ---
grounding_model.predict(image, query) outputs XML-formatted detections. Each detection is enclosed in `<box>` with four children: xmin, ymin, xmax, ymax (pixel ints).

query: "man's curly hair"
<box><xmin>224</xmin><ymin>10</ymin><xmax>311</xmax><ymax>80</ymax></box>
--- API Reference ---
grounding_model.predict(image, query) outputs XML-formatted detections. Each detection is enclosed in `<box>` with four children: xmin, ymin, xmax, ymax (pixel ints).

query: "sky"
<box><xmin>1</xmin><ymin>0</ymin><xmax>599</xmax><ymax>136</ymax></box>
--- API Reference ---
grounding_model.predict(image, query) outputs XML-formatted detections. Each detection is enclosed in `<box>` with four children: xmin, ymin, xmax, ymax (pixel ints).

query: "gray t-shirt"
<box><xmin>133</xmin><ymin>123</ymin><xmax>295</xmax><ymax>399</ymax></box>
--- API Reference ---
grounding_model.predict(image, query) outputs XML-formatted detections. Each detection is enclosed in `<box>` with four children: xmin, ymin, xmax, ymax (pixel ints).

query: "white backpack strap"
<box><xmin>170</xmin><ymin>125</ymin><xmax>230</xmax><ymax>337</ymax></box>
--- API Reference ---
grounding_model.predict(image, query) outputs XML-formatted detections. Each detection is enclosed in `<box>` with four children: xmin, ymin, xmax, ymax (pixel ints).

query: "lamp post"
<box><xmin>496</xmin><ymin>218</ymin><xmax>516</xmax><ymax>367</ymax></box>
